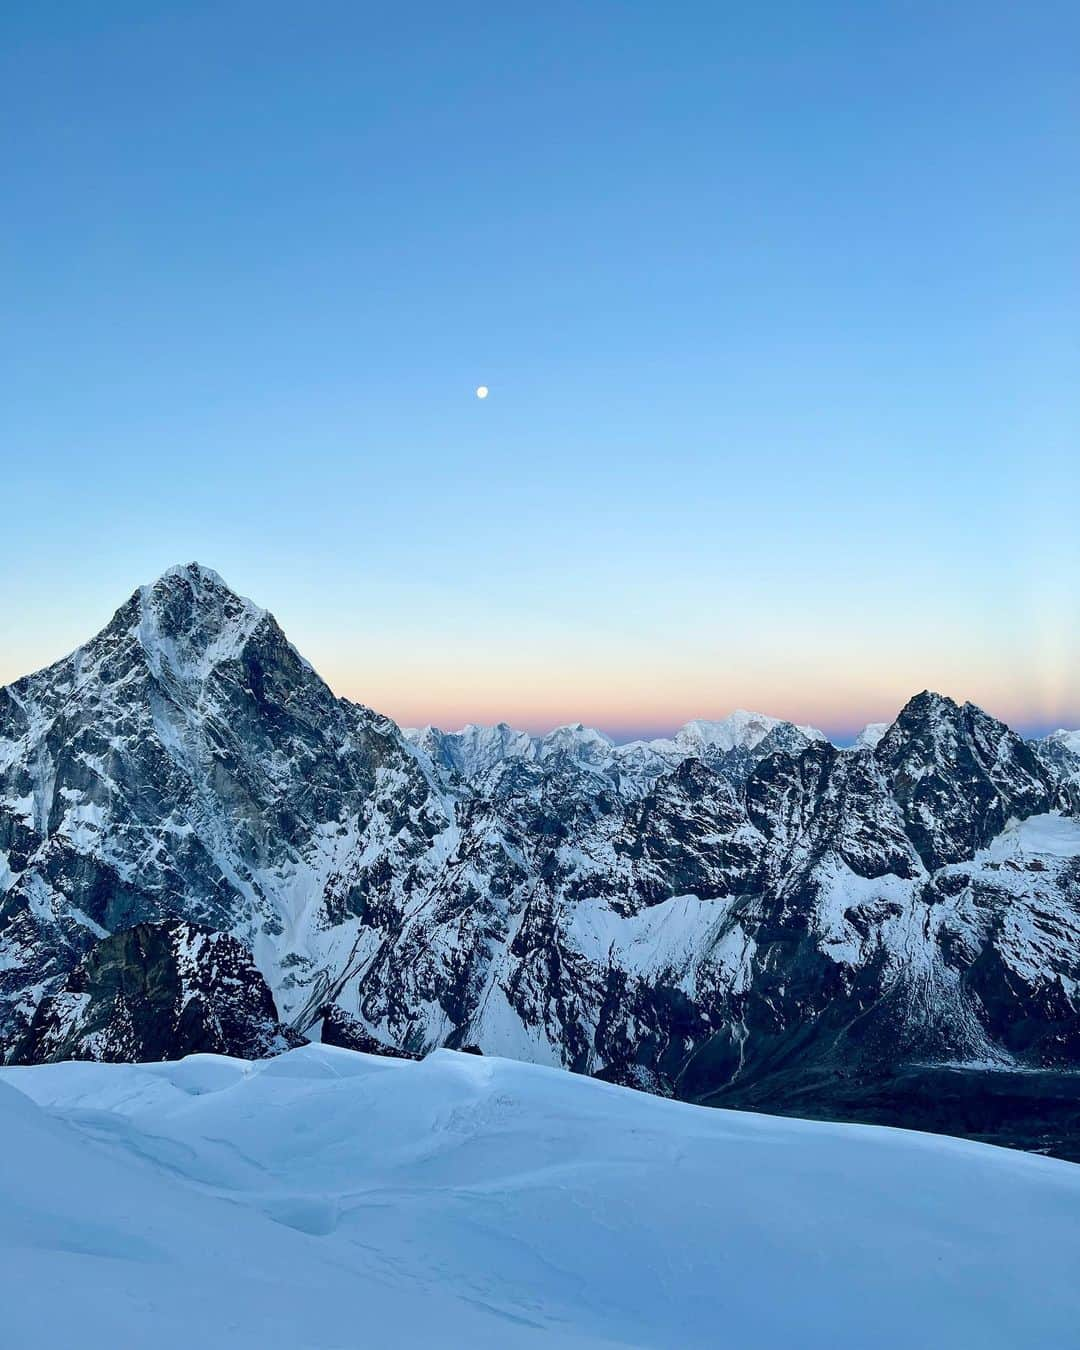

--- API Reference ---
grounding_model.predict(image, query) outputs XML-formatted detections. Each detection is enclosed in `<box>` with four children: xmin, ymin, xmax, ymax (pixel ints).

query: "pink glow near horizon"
<box><xmin>329</xmin><ymin>675</ymin><xmax>1080</xmax><ymax>743</ymax></box>
<box><xmin>1</xmin><ymin>587</ymin><xmax>1076</xmax><ymax>745</ymax></box>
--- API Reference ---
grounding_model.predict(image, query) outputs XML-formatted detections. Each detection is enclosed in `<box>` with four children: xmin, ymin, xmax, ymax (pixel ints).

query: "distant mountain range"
<box><xmin>3</xmin><ymin>564</ymin><xmax>1079</xmax><ymax>1156</ymax></box>
<box><xmin>405</xmin><ymin>709</ymin><xmax>828</xmax><ymax>796</ymax></box>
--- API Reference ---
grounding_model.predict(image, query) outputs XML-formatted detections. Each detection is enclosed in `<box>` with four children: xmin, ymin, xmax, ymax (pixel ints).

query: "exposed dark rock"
<box><xmin>318</xmin><ymin>1004</ymin><xmax>421</xmax><ymax>1059</ymax></box>
<box><xmin>595</xmin><ymin>1060</ymin><xmax>675</xmax><ymax>1097</ymax></box>
<box><xmin>11</xmin><ymin>920</ymin><xmax>298</xmax><ymax>1064</ymax></box>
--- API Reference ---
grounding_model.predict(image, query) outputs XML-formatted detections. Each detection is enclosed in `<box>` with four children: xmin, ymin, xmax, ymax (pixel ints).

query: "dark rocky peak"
<box><xmin>875</xmin><ymin>690</ymin><xmax>964</xmax><ymax>762</ymax></box>
<box><xmin>874</xmin><ymin>691</ymin><xmax>1054</xmax><ymax>869</ymax></box>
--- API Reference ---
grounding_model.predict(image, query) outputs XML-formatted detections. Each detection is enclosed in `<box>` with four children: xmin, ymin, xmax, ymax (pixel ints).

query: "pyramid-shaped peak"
<box><xmin>142</xmin><ymin>562</ymin><xmax>251</xmax><ymax>606</ymax></box>
<box><xmin>896</xmin><ymin>689</ymin><xmax>961</xmax><ymax>718</ymax></box>
<box><xmin>880</xmin><ymin>691</ymin><xmax>1020</xmax><ymax>751</ymax></box>
<box><xmin>158</xmin><ymin>560</ymin><xmax>230</xmax><ymax>585</ymax></box>
<box><xmin>128</xmin><ymin>563</ymin><xmax>269</xmax><ymax>681</ymax></box>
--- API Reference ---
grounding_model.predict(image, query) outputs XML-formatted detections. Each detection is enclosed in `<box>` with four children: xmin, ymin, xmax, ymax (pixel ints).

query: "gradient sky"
<box><xmin>3</xmin><ymin>2</ymin><xmax>1078</xmax><ymax>741</ymax></box>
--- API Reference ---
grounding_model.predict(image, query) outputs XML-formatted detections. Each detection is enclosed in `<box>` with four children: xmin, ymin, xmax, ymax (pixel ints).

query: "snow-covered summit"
<box><xmin>852</xmin><ymin>721</ymin><xmax>889</xmax><ymax>750</ymax></box>
<box><xmin>1042</xmin><ymin>728</ymin><xmax>1080</xmax><ymax>757</ymax></box>
<box><xmin>539</xmin><ymin>722</ymin><xmax>616</xmax><ymax>759</ymax></box>
<box><xmin>128</xmin><ymin>562</ymin><xmax>270</xmax><ymax>686</ymax></box>
<box><xmin>1034</xmin><ymin>727</ymin><xmax>1080</xmax><ymax>808</ymax></box>
<box><xmin>405</xmin><ymin>721</ymin><xmax>538</xmax><ymax>781</ymax></box>
<box><xmin>674</xmin><ymin>710</ymin><xmax>825</xmax><ymax>754</ymax></box>
<box><xmin>148</xmin><ymin>560</ymin><xmax>239</xmax><ymax>593</ymax></box>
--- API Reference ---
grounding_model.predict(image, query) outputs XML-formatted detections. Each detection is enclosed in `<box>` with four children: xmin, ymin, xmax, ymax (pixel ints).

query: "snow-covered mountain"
<box><xmin>3</xmin><ymin>564</ymin><xmax>1080</xmax><ymax>1155</ymax></box>
<box><xmin>406</xmin><ymin>709</ymin><xmax>826</xmax><ymax>796</ymax></box>
<box><xmin>852</xmin><ymin>720</ymin><xmax>889</xmax><ymax>750</ymax></box>
<box><xmin>3</xmin><ymin>1045</ymin><xmax>1078</xmax><ymax>1350</ymax></box>
<box><xmin>0</xmin><ymin>564</ymin><xmax>453</xmax><ymax>1042</ymax></box>
<box><xmin>1037</xmin><ymin>728</ymin><xmax>1080</xmax><ymax>810</ymax></box>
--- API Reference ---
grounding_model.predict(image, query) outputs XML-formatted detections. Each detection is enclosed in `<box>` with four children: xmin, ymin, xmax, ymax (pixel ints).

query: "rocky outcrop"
<box><xmin>318</xmin><ymin>1004</ymin><xmax>421</xmax><ymax>1059</ymax></box>
<box><xmin>11</xmin><ymin>920</ymin><xmax>298</xmax><ymax>1064</ymax></box>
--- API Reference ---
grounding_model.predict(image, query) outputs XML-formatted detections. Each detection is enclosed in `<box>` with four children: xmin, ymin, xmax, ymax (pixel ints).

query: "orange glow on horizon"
<box><xmin>320</xmin><ymin>658</ymin><xmax>1078</xmax><ymax>740</ymax></box>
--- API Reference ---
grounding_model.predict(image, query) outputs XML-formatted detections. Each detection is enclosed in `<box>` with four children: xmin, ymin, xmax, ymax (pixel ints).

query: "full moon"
<box><xmin>475</xmin><ymin>385</ymin><xmax>489</xmax><ymax>399</ymax></box>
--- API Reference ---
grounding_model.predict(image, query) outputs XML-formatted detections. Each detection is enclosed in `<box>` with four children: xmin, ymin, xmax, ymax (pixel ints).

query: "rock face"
<box><xmin>3</xmin><ymin>564</ymin><xmax>1080</xmax><ymax>1155</ymax></box>
<box><xmin>874</xmin><ymin>692</ymin><xmax>1054</xmax><ymax>869</ymax></box>
<box><xmin>317</xmin><ymin>1003</ymin><xmax>421</xmax><ymax>1060</ymax></box>
<box><xmin>12</xmin><ymin>920</ymin><xmax>295</xmax><ymax>1064</ymax></box>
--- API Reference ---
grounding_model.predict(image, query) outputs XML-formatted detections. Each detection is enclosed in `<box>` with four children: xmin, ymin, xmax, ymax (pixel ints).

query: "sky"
<box><xmin>2</xmin><ymin>1</ymin><xmax>1078</xmax><ymax>741</ymax></box>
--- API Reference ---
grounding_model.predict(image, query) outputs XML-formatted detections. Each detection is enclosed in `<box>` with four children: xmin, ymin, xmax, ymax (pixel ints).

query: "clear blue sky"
<box><xmin>3</xmin><ymin>1</ymin><xmax>1078</xmax><ymax>739</ymax></box>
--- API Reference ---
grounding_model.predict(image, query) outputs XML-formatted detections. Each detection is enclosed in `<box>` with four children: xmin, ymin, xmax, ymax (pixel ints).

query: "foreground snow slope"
<box><xmin>2</xmin><ymin>1047</ymin><xmax>1078</xmax><ymax>1349</ymax></box>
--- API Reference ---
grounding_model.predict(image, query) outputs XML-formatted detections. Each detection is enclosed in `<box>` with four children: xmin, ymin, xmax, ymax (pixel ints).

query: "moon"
<box><xmin>475</xmin><ymin>385</ymin><xmax>489</xmax><ymax>399</ymax></box>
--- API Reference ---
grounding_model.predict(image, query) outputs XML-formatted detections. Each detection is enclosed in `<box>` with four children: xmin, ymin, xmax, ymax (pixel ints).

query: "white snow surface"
<box><xmin>2</xmin><ymin>1045</ymin><xmax>1078</xmax><ymax>1350</ymax></box>
<box><xmin>1044</xmin><ymin>729</ymin><xmax>1080</xmax><ymax>756</ymax></box>
<box><xmin>852</xmin><ymin>721</ymin><xmax>890</xmax><ymax>750</ymax></box>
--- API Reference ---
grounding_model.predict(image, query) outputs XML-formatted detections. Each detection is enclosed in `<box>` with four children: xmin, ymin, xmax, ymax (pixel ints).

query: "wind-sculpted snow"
<box><xmin>2</xmin><ymin>1046</ymin><xmax>1079</xmax><ymax>1349</ymax></box>
<box><xmin>2</xmin><ymin>564</ymin><xmax>1080</xmax><ymax>1154</ymax></box>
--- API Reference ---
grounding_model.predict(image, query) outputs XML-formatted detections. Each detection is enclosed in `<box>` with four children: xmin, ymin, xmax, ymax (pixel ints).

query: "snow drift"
<box><xmin>1</xmin><ymin>1045</ymin><xmax>1078</xmax><ymax>1349</ymax></box>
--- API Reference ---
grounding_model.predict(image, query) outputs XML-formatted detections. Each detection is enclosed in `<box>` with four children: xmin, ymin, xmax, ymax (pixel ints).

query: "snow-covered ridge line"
<box><xmin>406</xmin><ymin>710</ymin><xmax>827</xmax><ymax>751</ymax></box>
<box><xmin>405</xmin><ymin>710</ymin><xmax>831</xmax><ymax>793</ymax></box>
<box><xmin>406</xmin><ymin>710</ymin><xmax>828</xmax><ymax>756</ymax></box>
